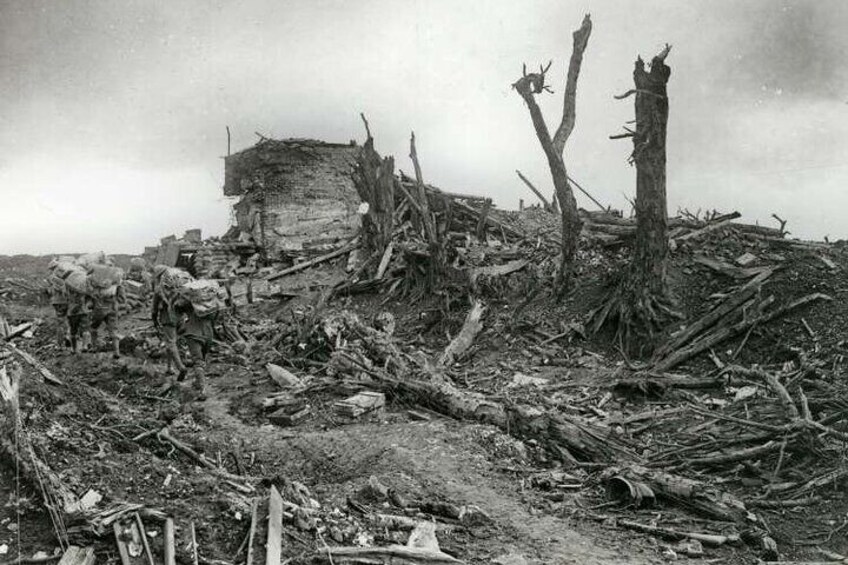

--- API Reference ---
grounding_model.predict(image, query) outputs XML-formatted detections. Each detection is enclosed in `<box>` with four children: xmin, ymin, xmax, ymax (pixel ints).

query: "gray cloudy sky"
<box><xmin>1</xmin><ymin>0</ymin><xmax>846</xmax><ymax>254</ymax></box>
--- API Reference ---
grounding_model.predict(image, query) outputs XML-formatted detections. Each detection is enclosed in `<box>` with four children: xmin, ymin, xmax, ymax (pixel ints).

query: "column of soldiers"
<box><xmin>47</xmin><ymin>255</ymin><xmax>230</xmax><ymax>397</ymax></box>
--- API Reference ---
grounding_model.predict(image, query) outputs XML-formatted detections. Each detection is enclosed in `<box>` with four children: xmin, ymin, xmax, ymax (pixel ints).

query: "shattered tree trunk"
<box><xmin>592</xmin><ymin>45</ymin><xmax>676</xmax><ymax>354</ymax></box>
<box><xmin>629</xmin><ymin>47</ymin><xmax>671</xmax><ymax>300</ymax></box>
<box><xmin>352</xmin><ymin>115</ymin><xmax>395</xmax><ymax>273</ymax></box>
<box><xmin>409</xmin><ymin>132</ymin><xmax>445</xmax><ymax>286</ymax></box>
<box><xmin>512</xmin><ymin>14</ymin><xmax>592</xmax><ymax>296</ymax></box>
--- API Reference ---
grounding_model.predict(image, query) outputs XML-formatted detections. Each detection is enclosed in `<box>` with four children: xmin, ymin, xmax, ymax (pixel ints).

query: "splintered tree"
<box><xmin>592</xmin><ymin>45</ymin><xmax>677</xmax><ymax>353</ymax></box>
<box><xmin>512</xmin><ymin>14</ymin><xmax>592</xmax><ymax>295</ymax></box>
<box><xmin>352</xmin><ymin>114</ymin><xmax>395</xmax><ymax>275</ymax></box>
<box><xmin>407</xmin><ymin>131</ymin><xmax>446</xmax><ymax>286</ymax></box>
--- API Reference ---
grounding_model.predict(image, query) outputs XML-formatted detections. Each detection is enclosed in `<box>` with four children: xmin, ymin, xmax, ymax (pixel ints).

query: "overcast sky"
<box><xmin>1</xmin><ymin>0</ymin><xmax>846</xmax><ymax>254</ymax></box>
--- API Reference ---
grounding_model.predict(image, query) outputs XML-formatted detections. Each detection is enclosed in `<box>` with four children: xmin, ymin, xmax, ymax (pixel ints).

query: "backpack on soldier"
<box><xmin>178</xmin><ymin>279</ymin><xmax>227</xmax><ymax>318</ymax></box>
<box><xmin>64</xmin><ymin>270</ymin><xmax>90</xmax><ymax>295</ymax></box>
<box><xmin>88</xmin><ymin>264</ymin><xmax>124</xmax><ymax>298</ymax></box>
<box><xmin>158</xmin><ymin>267</ymin><xmax>194</xmax><ymax>302</ymax></box>
<box><xmin>53</xmin><ymin>261</ymin><xmax>82</xmax><ymax>280</ymax></box>
<box><xmin>75</xmin><ymin>251</ymin><xmax>109</xmax><ymax>269</ymax></box>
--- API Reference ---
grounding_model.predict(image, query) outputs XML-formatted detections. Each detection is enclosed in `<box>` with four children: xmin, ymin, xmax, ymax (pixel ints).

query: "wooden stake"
<box><xmin>245</xmin><ymin>499</ymin><xmax>258</xmax><ymax>565</ymax></box>
<box><xmin>164</xmin><ymin>518</ymin><xmax>176</xmax><ymax>565</ymax></box>
<box><xmin>266</xmin><ymin>487</ymin><xmax>283</xmax><ymax>565</ymax></box>
<box><xmin>189</xmin><ymin>522</ymin><xmax>199</xmax><ymax>565</ymax></box>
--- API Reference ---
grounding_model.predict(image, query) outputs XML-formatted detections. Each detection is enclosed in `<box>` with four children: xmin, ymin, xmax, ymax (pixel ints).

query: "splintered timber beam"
<box><xmin>516</xmin><ymin>169</ymin><xmax>552</xmax><ymax>211</ymax></box>
<box><xmin>265</xmin><ymin>238</ymin><xmax>360</xmax><ymax>281</ymax></box>
<box><xmin>6</xmin><ymin>344</ymin><xmax>63</xmax><ymax>385</ymax></box>
<box><xmin>437</xmin><ymin>300</ymin><xmax>485</xmax><ymax>368</ymax></box>
<box><xmin>266</xmin><ymin>486</ymin><xmax>283</xmax><ymax>565</ymax></box>
<box><xmin>653</xmin><ymin>292</ymin><xmax>832</xmax><ymax>373</ymax></box>
<box><xmin>653</xmin><ymin>268</ymin><xmax>773</xmax><ymax>359</ymax></box>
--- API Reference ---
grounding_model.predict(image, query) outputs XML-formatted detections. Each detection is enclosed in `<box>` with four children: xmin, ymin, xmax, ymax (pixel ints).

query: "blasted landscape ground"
<box><xmin>3</xmin><ymin>204</ymin><xmax>848</xmax><ymax>565</ymax></box>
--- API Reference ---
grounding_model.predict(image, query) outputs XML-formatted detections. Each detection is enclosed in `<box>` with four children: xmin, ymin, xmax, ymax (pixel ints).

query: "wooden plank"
<box><xmin>245</xmin><ymin>499</ymin><xmax>259</xmax><ymax>565</ymax></box>
<box><xmin>113</xmin><ymin>520</ymin><xmax>147</xmax><ymax>565</ymax></box>
<box><xmin>134</xmin><ymin>513</ymin><xmax>155</xmax><ymax>565</ymax></box>
<box><xmin>57</xmin><ymin>546</ymin><xmax>95</xmax><ymax>565</ymax></box>
<box><xmin>375</xmin><ymin>241</ymin><xmax>394</xmax><ymax>280</ymax></box>
<box><xmin>265</xmin><ymin>486</ymin><xmax>283</xmax><ymax>565</ymax></box>
<box><xmin>164</xmin><ymin>518</ymin><xmax>176</xmax><ymax>565</ymax></box>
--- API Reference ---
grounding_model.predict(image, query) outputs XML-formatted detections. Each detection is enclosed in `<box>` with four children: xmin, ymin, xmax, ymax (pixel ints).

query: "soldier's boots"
<box><xmin>192</xmin><ymin>368</ymin><xmax>207</xmax><ymax>401</ymax></box>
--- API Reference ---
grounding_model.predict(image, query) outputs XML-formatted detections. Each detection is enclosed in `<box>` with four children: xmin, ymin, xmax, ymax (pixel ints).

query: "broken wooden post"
<box><xmin>266</xmin><ymin>486</ymin><xmax>283</xmax><ymax>565</ymax></box>
<box><xmin>189</xmin><ymin>522</ymin><xmax>199</xmax><ymax>565</ymax></box>
<box><xmin>516</xmin><ymin>169</ymin><xmax>552</xmax><ymax>211</ymax></box>
<box><xmin>245</xmin><ymin>499</ymin><xmax>258</xmax><ymax>565</ymax></box>
<box><xmin>437</xmin><ymin>300</ymin><xmax>485</xmax><ymax>368</ymax></box>
<box><xmin>164</xmin><ymin>518</ymin><xmax>177</xmax><ymax>565</ymax></box>
<box><xmin>352</xmin><ymin>113</ymin><xmax>396</xmax><ymax>275</ymax></box>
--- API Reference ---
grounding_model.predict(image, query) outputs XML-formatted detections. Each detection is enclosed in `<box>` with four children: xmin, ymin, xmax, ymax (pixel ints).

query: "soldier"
<box><xmin>46</xmin><ymin>258</ymin><xmax>74</xmax><ymax>348</ymax></box>
<box><xmin>176</xmin><ymin>279</ymin><xmax>226</xmax><ymax>397</ymax></box>
<box><xmin>126</xmin><ymin>258</ymin><xmax>153</xmax><ymax>301</ymax></box>
<box><xmin>88</xmin><ymin>264</ymin><xmax>126</xmax><ymax>358</ymax></box>
<box><xmin>64</xmin><ymin>269</ymin><xmax>93</xmax><ymax>354</ymax></box>
<box><xmin>151</xmin><ymin>266</ymin><xmax>191</xmax><ymax>383</ymax></box>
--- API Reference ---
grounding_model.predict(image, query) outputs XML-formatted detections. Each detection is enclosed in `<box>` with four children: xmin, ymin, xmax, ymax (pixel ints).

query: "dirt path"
<box><xmin>188</xmin><ymin>369</ymin><xmax>661</xmax><ymax>565</ymax></box>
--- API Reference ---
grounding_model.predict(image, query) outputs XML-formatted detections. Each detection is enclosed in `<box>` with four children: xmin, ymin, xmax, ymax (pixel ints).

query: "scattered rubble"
<box><xmin>3</xmin><ymin>133</ymin><xmax>848</xmax><ymax>564</ymax></box>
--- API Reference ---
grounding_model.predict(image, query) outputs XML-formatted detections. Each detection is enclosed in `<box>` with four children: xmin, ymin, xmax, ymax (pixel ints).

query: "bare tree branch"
<box><xmin>515</xmin><ymin>169</ymin><xmax>552</xmax><ymax>211</ymax></box>
<box><xmin>552</xmin><ymin>14</ymin><xmax>593</xmax><ymax>154</ymax></box>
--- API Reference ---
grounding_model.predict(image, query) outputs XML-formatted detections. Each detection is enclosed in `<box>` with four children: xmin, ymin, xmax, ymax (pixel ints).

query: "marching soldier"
<box><xmin>64</xmin><ymin>269</ymin><xmax>93</xmax><ymax>354</ymax></box>
<box><xmin>88</xmin><ymin>264</ymin><xmax>126</xmax><ymax>358</ymax></box>
<box><xmin>46</xmin><ymin>257</ymin><xmax>75</xmax><ymax>348</ymax></box>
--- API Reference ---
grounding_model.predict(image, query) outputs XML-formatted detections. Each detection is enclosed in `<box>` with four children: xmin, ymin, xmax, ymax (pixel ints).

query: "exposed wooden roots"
<box><xmin>590</xmin><ymin>283</ymin><xmax>678</xmax><ymax>357</ymax></box>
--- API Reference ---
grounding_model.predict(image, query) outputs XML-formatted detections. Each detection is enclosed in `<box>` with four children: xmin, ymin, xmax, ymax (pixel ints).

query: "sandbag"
<box><xmin>178</xmin><ymin>279</ymin><xmax>227</xmax><ymax>317</ymax></box>
<box><xmin>75</xmin><ymin>251</ymin><xmax>109</xmax><ymax>268</ymax></box>
<box><xmin>65</xmin><ymin>270</ymin><xmax>89</xmax><ymax>294</ymax></box>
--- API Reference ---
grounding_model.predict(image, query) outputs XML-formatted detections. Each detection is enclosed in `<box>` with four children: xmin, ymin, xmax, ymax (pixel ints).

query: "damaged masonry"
<box><xmin>3</xmin><ymin>14</ymin><xmax>848</xmax><ymax>565</ymax></box>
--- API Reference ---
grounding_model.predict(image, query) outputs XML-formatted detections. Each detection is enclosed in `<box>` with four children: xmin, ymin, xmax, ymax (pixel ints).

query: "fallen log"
<box><xmin>342</xmin><ymin>353</ymin><xmax>634</xmax><ymax>464</ymax></box>
<box><xmin>692</xmin><ymin>255</ymin><xmax>770</xmax><ymax>280</ymax></box>
<box><xmin>653</xmin><ymin>268</ymin><xmax>773</xmax><ymax>360</ymax></box>
<box><xmin>615</xmin><ymin>519</ymin><xmax>740</xmax><ymax>547</ymax></box>
<box><xmin>604</xmin><ymin>464</ymin><xmax>751</xmax><ymax>523</ymax></box>
<box><xmin>6</xmin><ymin>344</ymin><xmax>63</xmax><ymax>385</ymax></box>
<box><xmin>437</xmin><ymin>300</ymin><xmax>485</xmax><ymax>368</ymax></box>
<box><xmin>687</xmin><ymin>440</ymin><xmax>783</xmax><ymax>467</ymax></box>
<box><xmin>673</xmin><ymin>218</ymin><xmax>735</xmax><ymax>243</ymax></box>
<box><xmin>653</xmin><ymin>292</ymin><xmax>831</xmax><ymax>373</ymax></box>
